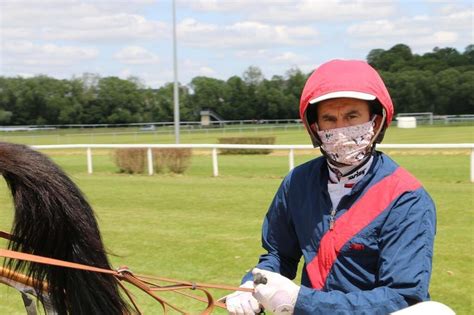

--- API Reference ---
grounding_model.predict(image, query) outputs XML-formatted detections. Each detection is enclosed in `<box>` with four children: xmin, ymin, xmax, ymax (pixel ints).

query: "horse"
<box><xmin>0</xmin><ymin>142</ymin><xmax>247</xmax><ymax>314</ymax></box>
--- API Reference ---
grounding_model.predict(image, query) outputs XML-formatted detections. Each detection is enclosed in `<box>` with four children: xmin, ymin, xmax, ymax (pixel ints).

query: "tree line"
<box><xmin>0</xmin><ymin>43</ymin><xmax>472</xmax><ymax>125</ymax></box>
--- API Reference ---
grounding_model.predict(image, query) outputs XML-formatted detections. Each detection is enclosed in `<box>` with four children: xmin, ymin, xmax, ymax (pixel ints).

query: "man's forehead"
<box><xmin>317</xmin><ymin>98</ymin><xmax>370</xmax><ymax>114</ymax></box>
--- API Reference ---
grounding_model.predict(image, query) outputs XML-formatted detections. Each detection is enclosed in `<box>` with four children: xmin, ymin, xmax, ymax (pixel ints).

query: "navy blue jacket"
<box><xmin>243</xmin><ymin>152</ymin><xmax>436</xmax><ymax>314</ymax></box>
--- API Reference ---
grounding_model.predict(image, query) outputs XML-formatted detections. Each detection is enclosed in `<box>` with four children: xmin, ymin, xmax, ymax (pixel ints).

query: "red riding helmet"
<box><xmin>299</xmin><ymin>59</ymin><xmax>394</xmax><ymax>146</ymax></box>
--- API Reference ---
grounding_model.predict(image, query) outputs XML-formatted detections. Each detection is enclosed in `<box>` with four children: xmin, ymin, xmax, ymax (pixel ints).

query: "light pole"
<box><xmin>172</xmin><ymin>0</ymin><xmax>180</xmax><ymax>143</ymax></box>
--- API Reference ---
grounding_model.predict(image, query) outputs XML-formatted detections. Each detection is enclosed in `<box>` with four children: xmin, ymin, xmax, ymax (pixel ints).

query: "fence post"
<box><xmin>86</xmin><ymin>147</ymin><xmax>93</xmax><ymax>174</ymax></box>
<box><xmin>212</xmin><ymin>148</ymin><xmax>219</xmax><ymax>177</ymax></box>
<box><xmin>471</xmin><ymin>149</ymin><xmax>474</xmax><ymax>183</ymax></box>
<box><xmin>289</xmin><ymin>149</ymin><xmax>295</xmax><ymax>171</ymax></box>
<box><xmin>147</xmin><ymin>148</ymin><xmax>154</xmax><ymax>175</ymax></box>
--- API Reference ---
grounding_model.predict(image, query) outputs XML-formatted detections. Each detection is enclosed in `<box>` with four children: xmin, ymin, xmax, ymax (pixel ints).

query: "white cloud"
<box><xmin>3</xmin><ymin>41</ymin><xmax>98</xmax><ymax>66</ymax></box>
<box><xmin>1</xmin><ymin>0</ymin><xmax>470</xmax><ymax>87</ymax></box>
<box><xmin>181</xmin><ymin>0</ymin><xmax>294</xmax><ymax>12</ymax></box>
<box><xmin>437</xmin><ymin>3</ymin><xmax>466</xmax><ymax>15</ymax></box>
<box><xmin>178</xmin><ymin>18</ymin><xmax>318</xmax><ymax>49</ymax></box>
<box><xmin>439</xmin><ymin>10</ymin><xmax>474</xmax><ymax>32</ymax></box>
<box><xmin>432</xmin><ymin>31</ymin><xmax>459</xmax><ymax>43</ymax></box>
<box><xmin>1</xmin><ymin>0</ymin><xmax>156</xmax><ymax>24</ymax></box>
<box><xmin>199</xmin><ymin>66</ymin><xmax>216</xmax><ymax>76</ymax></box>
<box><xmin>347</xmin><ymin>7</ymin><xmax>472</xmax><ymax>52</ymax></box>
<box><xmin>260</xmin><ymin>0</ymin><xmax>395</xmax><ymax>23</ymax></box>
<box><xmin>235</xmin><ymin>49</ymin><xmax>309</xmax><ymax>65</ymax></box>
<box><xmin>298</xmin><ymin>63</ymin><xmax>319</xmax><ymax>74</ymax></box>
<box><xmin>412</xmin><ymin>15</ymin><xmax>430</xmax><ymax>21</ymax></box>
<box><xmin>271</xmin><ymin>52</ymin><xmax>306</xmax><ymax>63</ymax></box>
<box><xmin>182</xmin><ymin>0</ymin><xmax>396</xmax><ymax>22</ymax></box>
<box><xmin>119</xmin><ymin>68</ymin><xmax>132</xmax><ymax>79</ymax></box>
<box><xmin>114</xmin><ymin>46</ymin><xmax>160</xmax><ymax>65</ymax></box>
<box><xmin>182</xmin><ymin>59</ymin><xmax>217</xmax><ymax>78</ymax></box>
<box><xmin>0</xmin><ymin>1</ymin><xmax>168</xmax><ymax>42</ymax></box>
<box><xmin>348</xmin><ymin>19</ymin><xmax>431</xmax><ymax>37</ymax></box>
<box><xmin>235</xmin><ymin>49</ymin><xmax>270</xmax><ymax>59</ymax></box>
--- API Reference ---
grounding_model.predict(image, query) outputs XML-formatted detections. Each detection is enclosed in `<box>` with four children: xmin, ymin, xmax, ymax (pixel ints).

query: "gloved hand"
<box><xmin>252</xmin><ymin>268</ymin><xmax>300</xmax><ymax>315</ymax></box>
<box><xmin>226</xmin><ymin>280</ymin><xmax>261</xmax><ymax>315</ymax></box>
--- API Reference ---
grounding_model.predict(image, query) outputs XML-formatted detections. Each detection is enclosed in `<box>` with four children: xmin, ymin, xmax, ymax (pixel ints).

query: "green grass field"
<box><xmin>0</xmin><ymin>125</ymin><xmax>472</xmax><ymax>314</ymax></box>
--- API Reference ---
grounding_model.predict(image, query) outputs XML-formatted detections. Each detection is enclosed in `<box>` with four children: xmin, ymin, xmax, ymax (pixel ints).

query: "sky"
<box><xmin>0</xmin><ymin>0</ymin><xmax>472</xmax><ymax>88</ymax></box>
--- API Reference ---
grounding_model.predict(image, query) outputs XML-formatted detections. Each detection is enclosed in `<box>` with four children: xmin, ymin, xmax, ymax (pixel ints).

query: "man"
<box><xmin>226</xmin><ymin>60</ymin><xmax>436</xmax><ymax>314</ymax></box>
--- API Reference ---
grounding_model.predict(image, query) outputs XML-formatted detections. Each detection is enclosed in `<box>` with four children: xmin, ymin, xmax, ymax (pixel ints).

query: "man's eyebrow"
<box><xmin>344</xmin><ymin>109</ymin><xmax>361</xmax><ymax>116</ymax></box>
<box><xmin>320</xmin><ymin>113</ymin><xmax>336</xmax><ymax>119</ymax></box>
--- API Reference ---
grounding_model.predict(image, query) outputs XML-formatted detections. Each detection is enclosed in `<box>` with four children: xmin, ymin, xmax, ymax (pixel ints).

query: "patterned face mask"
<box><xmin>317</xmin><ymin>118</ymin><xmax>375</xmax><ymax>166</ymax></box>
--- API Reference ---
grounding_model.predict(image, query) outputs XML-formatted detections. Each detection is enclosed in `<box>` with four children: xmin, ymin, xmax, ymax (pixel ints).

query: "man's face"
<box><xmin>316</xmin><ymin>98</ymin><xmax>371</xmax><ymax>131</ymax></box>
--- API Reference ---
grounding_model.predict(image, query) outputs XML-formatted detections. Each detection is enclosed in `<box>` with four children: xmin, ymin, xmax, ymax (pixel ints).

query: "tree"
<box><xmin>434</xmin><ymin>69</ymin><xmax>462</xmax><ymax>114</ymax></box>
<box><xmin>225</xmin><ymin>76</ymin><xmax>256</xmax><ymax>119</ymax></box>
<box><xmin>451</xmin><ymin>71</ymin><xmax>474</xmax><ymax>114</ymax></box>
<box><xmin>464</xmin><ymin>44</ymin><xmax>474</xmax><ymax>60</ymax></box>
<box><xmin>58</xmin><ymin>78</ymin><xmax>87</xmax><ymax>124</ymax></box>
<box><xmin>188</xmin><ymin>76</ymin><xmax>229</xmax><ymax>118</ymax></box>
<box><xmin>2</xmin><ymin>76</ymin><xmax>81</xmax><ymax>125</ymax></box>
<box><xmin>389</xmin><ymin>44</ymin><xmax>413</xmax><ymax>61</ymax></box>
<box><xmin>83</xmin><ymin>77</ymin><xmax>144</xmax><ymax>124</ymax></box>
<box><xmin>256</xmin><ymin>77</ymin><xmax>287</xmax><ymax>119</ymax></box>
<box><xmin>242</xmin><ymin>66</ymin><xmax>264</xmax><ymax>86</ymax></box>
<box><xmin>0</xmin><ymin>77</ymin><xmax>19</xmax><ymax>123</ymax></box>
<box><xmin>367</xmin><ymin>49</ymin><xmax>385</xmax><ymax>67</ymax></box>
<box><xmin>368</xmin><ymin>44</ymin><xmax>413</xmax><ymax>72</ymax></box>
<box><xmin>0</xmin><ymin>110</ymin><xmax>12</xmax><ymax>124</ymax></box>
<box><xmin>284</xmin><ymin>68</ymin><xmax>308</xmax><ymax>118</ymax></box>
<box><xmin>146</xmin><ymin>83</ymin><xmax>190</xmax><ymax>122</ymax></box>
<box><xmin>381</xmin><ymin>70</ymin><xmax>436</xmax><ymax>114</ymax></box>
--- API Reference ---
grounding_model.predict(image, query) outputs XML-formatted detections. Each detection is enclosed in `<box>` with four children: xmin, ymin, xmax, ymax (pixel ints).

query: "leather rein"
<box><xmin>0</xmin><ymin>231</ymin><xmax>251</xmax><ymax>314</ymax></box>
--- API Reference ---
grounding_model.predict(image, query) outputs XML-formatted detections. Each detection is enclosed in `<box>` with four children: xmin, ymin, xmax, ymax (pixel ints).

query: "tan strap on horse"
<box><xmin>0</xmin><ymin>236</ymin><xmax>252</xmax><ymax>314</ymax></box>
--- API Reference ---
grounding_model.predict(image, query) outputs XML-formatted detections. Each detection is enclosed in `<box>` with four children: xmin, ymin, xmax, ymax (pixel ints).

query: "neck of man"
<box><xmin>327</xmin><ymin>155</ymin><xmax>374</xmax><ymax>185</ymax></box>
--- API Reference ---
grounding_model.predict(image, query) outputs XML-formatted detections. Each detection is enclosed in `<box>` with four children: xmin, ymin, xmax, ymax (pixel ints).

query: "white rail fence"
<box><xmin>32</xmin><ymin>144</ymin><xmax>474</xmax><ymax>182</ymax></box>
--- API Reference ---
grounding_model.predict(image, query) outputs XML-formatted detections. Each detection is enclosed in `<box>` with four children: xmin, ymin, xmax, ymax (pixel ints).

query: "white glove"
<box><xmin>252</xmin><ymin>268</ymin><xmax>300</xmax><ymax>315</ymax></box>
<box><xmin>226</xmin><ymin>280</ymin><xmax>261</xmax><ymax>315</ymax></box>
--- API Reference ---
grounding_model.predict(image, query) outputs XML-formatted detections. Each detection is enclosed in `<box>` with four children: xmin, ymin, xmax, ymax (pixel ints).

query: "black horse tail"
<box><xmin>0</xmin><ymin>142</ymin><xmax>130</xmax><ymax>314</ymax></box>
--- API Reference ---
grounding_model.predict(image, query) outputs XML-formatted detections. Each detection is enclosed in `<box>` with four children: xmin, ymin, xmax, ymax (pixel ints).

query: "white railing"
<box><xmin>32</xmin><ymin>143</ymin><xmax>474</xmax><ymax>182</ymax></box>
